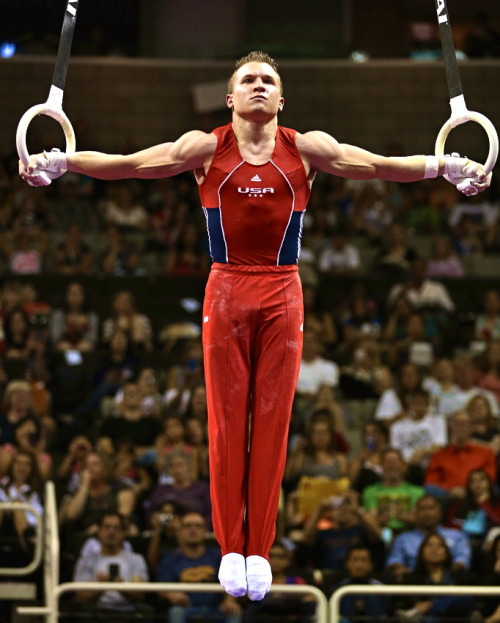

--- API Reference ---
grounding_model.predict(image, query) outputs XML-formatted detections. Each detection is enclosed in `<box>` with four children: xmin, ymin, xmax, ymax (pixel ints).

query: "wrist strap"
<box><xmin>424</xmin><ymin>156</ymin><xmax>440</xmax><ymax>179</ymax></box>
<box><xmin>43</xmin><ymin>148</ymin><xmax>68</xmax><ymax>172</ymax></box>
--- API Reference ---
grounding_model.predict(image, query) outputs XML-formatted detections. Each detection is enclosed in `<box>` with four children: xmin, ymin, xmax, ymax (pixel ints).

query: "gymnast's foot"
<box><xmin>219</xmin><ymin>553</ymin><xmax>247</xmax><ymax>597</ymax></box>
<box><xmin>246</xmin><ymin>555</ymin><xmax>272</xmax><ymax>601</ymax></box>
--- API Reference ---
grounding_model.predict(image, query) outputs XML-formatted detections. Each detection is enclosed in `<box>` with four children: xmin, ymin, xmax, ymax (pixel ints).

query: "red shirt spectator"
<box><xmin>425</xmin><ymin>410</ymin><xmax>497</xmax><ymax>496</ymax></box>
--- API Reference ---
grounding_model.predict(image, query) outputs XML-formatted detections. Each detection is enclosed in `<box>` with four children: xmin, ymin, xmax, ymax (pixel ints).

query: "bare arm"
<box><xmin>23</xmin><ymin>130</ymin><xmax>217</xmax><ymax>181</ymax></box>
<box><xmin>296</xmin><ymin>130</ymin><xmax>442</xmax><ymax>181</ymax></box>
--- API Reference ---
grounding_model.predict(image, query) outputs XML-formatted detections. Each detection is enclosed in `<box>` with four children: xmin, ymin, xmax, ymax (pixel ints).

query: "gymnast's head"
<box><xmin>226</xmin><ymin>51</ymin><xmax>284</xmax><ymax>116</ymax></box>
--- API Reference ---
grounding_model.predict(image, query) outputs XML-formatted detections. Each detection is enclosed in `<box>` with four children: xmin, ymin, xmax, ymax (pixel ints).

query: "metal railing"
<box><xmin>19</xmin><ymin>582</ymin><xmax>328</xmax><ymax>623</ymax></box>
<box><xmin>330</xmin><ymin>584</ymin><xmax>500</xmax><ymax>623</ymax></box>
<box><xmin>0</xmin><ymin>500</ymin><xmax>43</xmax><ymax>576</ymax></box>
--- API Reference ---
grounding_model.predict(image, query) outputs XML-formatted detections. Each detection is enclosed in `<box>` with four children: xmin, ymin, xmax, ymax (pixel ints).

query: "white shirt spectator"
<box><xmin>388</xmin><ymin>279</ymin><xmax>455</xmax><ymax>313</ymax></box>
<box><xmin>73</xmin><ymin>548</ymin><xmax>148</xmax><ymax>611</ymax></box>
<box><xmin>296</xmin><ymin>357</ymin><xmax>339</xmax><ymax>395</ymax></box>
<box><xmin>390</xmin><ymin>413</ymin><xmax>448</xmax><ymax>462</ymax></box>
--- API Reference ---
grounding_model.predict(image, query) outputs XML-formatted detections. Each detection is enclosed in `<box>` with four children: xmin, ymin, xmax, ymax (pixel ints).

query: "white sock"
<box><xmin>218</xmin><ymin>553</ymin><xmax>247</xmax><ymax>597</ymax></box>
<box><xmin>246</xmin><ymin>555</ymin><xmax>272</xmax><ymax>601</ymax></box>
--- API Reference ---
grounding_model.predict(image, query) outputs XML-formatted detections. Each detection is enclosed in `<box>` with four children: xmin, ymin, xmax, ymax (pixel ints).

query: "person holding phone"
<box><xmin>70</xmin><ymin>511</ymin><xmax>154</xmax><ymax>622</ymax></box>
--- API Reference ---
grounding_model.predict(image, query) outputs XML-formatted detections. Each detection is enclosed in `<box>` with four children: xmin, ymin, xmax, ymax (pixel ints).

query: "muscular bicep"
<box><xmin>296</xmin><ymin>131</ymin><xmax>383</xmax><ymax>179</ymax></box>
<box><xmin>69</xmin><ymin>130</ymin><xmax>216</xmax><ymax>180</ymax></box>
<box><xmin>131</xmin><ymin>130</ymin><xmax>217</xmax><ymax>178</ymax></box>
<box><xmin>296</xmin><ymin>131</ymin><xmax>426</xmax><ymax>182</ymax></box>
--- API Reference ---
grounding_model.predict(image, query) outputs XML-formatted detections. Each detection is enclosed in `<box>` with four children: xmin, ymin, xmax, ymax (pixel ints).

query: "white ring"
<box><xmin>435</xmin><ymin>110</ymin><xmax>499</xmax><ymax>175</ymax></box>
<box><xmin>16</xmin><ymin>103</ymin><xmax>75</xmax><ymax>167</ymax></box>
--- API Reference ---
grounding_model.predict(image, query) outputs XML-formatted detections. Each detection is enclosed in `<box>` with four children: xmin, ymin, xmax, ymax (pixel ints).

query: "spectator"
<box><xmin>426</xmin><ymin>234</ymin><xmax>465</xmax><ymax>279</ymax></box>
<box><xmin>70</xmin><ymin>511</ymin><xmax>154</xmax><ymax>622</ymax></box>
<box><xmin>102</xmin><ymin>181</ymin><xmax>149</xmax><ymax>232</ymax></box>
<box><xmin>331</xmin><ymin>545</ymin><xmax>391</xmax><ymax>621</ymax></box>
<box><xmin>474</xmin><ymin>289</ymin><xmax>500</xmax><ymax>342</ymax></box>
<box><xmin>157</xmin><ymin>511</ymin><xmax>242</xmax><ymax>623</ymax></box>
<box><xmin>302</xmin><ymin>490</ymin><xmax>383</xmax><ymax>572</ymax></box>
<box><xmin>284</xmin><ymin>409</ymin><xmax>349</xmax><ymax>488</ymax></box>
<box><xmin>448</xmin><ymin>186</ymin><xmax>498</xmax><ymax>248</ymax></box>
<box><xmin>49</xmin><ymin>171</ymin><xmax>96</xmax><ymax>231</ymax></box>
<box><xmin>387</xmin><ymin>256</ymin><xmax>455</xmax><ymax>314</ymax></box>
<box><xmin>302</xmin><ymin>284</ymin><xmax>338</xmax><ymax>352</ymax></box>
<box><xmin>349</xmin><ymin>420</ymin><xmax>389</xmax><ymax>494</ymax></box>
<box><xmin>97</xmin><ymin>381</ymin><xmax>162</xmax><ymax>463</ymax></box>
<box><xmin>99</xmin><ymin>224</ymin><xmax>146</xmax><ymax>276</ymax></box>
<box><xmin>113</xmin><ymin>367</ymin><xmax>163</xmax><ymax>419</ymax></box>
<box><xmin>154</xmin><ymin>414</ymin><xmax>198</xmax><ymax>481</ymax></box>
<box><xmin>55</xmin><ymin>434</ymin><xmax>93</xmax><ymax>495</ymax></box>
<box><xmin>185</xmin><ymin>416</ymin><xmax>210</xmax><ymax>481</ymax></box>
<box><xmin>146</xmin><ymin>499</ymin><xmax>185</xmax><ymax>571</ymax></box>
<box><xmin>453</xmin><ymin>355</ymin><xmax>499</xmax><ymax>417</ymax></box>
<box><xmin>243</xmin><ymin>539</ymin><xmax>316</xmax><ymax>622</ymax></box>
<box><xmin>304</xmin><ymin>383</ymin><xmax>347</xmax><ymax>436</ymax></box>
<box><xmin>475</xmin><ymin>533</ymin><xmax>500</xmax><ymax>623</ymax></box>
<box><xmin>424</xmin><ymin>410</ymin><xmax>497</xmax><ymax>500</ymax></box>
<box><xmin>0</xmin><ymin>380</ymin><xmax>44</xmax><ymax>446</ymax></box>
<box><xmin>352</xmin><ymin>183</ymin><xmax>393</xmax><ymax>244</ymax></box>
<box><xmin>386</xmin><ymin>494</ymin><xmax>471</xmax><ymax>582</ymax></box>
<box><xmin>445</xmin><ymin>469</ymin><xmax>500</xmax><ymax>551</ymax></box>
<box><xmin>0</xmin><ymin>449</ymin><xmax>44</xmax><ymax>565</ymax></box>
<box><xmin>373</xmin><ymin>366</ymin><xmax>405</xmax><ymax>425</ymax></box>
<box><xmin>59</xmin><ymin>452</ymin><xmax>138</xmax><ymax>552</ymax></box>
<box><xmin>317</xmin><ymin>228</ymin><xmax>361</xmax><ymax>276</ymax></box>
<box><xmin>74</xmin><ymin>328</ymin><xmax>141</xmax><ymax>428</ymax></box>
<box><xmin>0</xmin><ymin>231</ymin><xmax>47</xmax><ymax>275</ymax></box>
<box><xmin>51</xmin><ymin>222</ymin><xmax>94</xmax><ymax>275</ymax></box>
<box><xmin>164</xmin><ymin>339</ymin><xmax>204</xmax><ymax>415</ymax></box>
<box><xmin>102</xmin><ymin>290</ymin><xmax>154</xmax><ymax>353</ymax></box>
<box><xmin>476</xmin><ymin>338</ymin><xmax>500</xmax><ymax>405</ymax></box>
<box><xmin>384</xmin><ymin>311</ymin><xmax>437</xmax><ymax>371</ymax></box>
<box><xmin>338</xmin><ymin>337</ymin><xmax>381</xmax><ymax>400</ymax></box>
<box><xmin>0</xmin><ymin>414</ymin><xmax>52</xmax><ymax>481</ymax></box>
<box><xmin>452</xmin><ymin>214</ymin><xmax>484</xmax><ymax>256</ymax></box>
<box><xmin>50</xmin><ymin>281</ymin><xmax>99</xmax><ymax>352</ymax></box>
<box><xmin>164</xmin><ymin>222</ymin><xmax>210</xmax><ymax>276</ymax></box>
<box><xmin>295</xmin><ymin>330</ymin><xmax>339</xmax><ymax>417</ymax></box>
<box><xmin>362</xmin><ymin>448</ymin><xmax>425</xmax><ymax>537</ymax></box>
<box><xmin>183</xmin><ymin>381</ymin><xmax>208</xmax><ymax>422</ymax></box>
<box><xmin>390</xmin><ymin>388</ymin><xmax>447</xmax><ymax>485</ymax></box>
<box><xmin>466</xmin><ymin>393</ymin><xmax>500</xmax><ymax>456</ymax></box>
<box><xmin>423</xmin><ymin>357</ymin><xmax>462</xmax><ymax>417</ymax></box>
<box><xmin>339</xmin><ymin>295</ymin><xmax>382</xmax><ymax>356</ymax></box>
<box><xmin>144</xmin><ymin>449</ymin><xmax>212</xmax><ymax>529</ymax></box>
<box><xmin>395</xmin><ymin>532</ymin><xmax>475</xmax><ymax>622</ymax></box>
<box><xmin>372</xmin><ymin>222</ymin><xmax>417</xmax><ymax>279</ymax></box>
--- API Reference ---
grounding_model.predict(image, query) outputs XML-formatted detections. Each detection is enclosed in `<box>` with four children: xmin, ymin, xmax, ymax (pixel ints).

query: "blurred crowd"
<box><xmin>0</xmin><ymin>153</ymin><xmax>500</xmax><ymax>623</ymax></box>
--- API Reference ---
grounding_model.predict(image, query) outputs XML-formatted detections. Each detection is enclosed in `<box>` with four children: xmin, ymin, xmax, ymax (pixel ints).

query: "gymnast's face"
<box><xmin>227</xmin><ymin>62</ymin><xmax>284</xmax><ymax>119</ymax></box>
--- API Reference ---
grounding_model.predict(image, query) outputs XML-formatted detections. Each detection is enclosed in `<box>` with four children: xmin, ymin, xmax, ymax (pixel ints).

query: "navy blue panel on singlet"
<box><xmin>278</xmin><ymin>210</ymin><xmax>304</xmax><ymax>265</ymax></box>
<box><xmin>203</xmin><ymin>207</ymin><xmax>227</xmax><ymax>263</ymax></box>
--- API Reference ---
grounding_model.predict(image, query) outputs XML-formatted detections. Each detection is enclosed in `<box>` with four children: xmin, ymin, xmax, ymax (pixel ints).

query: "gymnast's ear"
<box><xmin>226</xmin><ymin>93</ymin><xmax>234</xmax><ymax>110</ymax></box>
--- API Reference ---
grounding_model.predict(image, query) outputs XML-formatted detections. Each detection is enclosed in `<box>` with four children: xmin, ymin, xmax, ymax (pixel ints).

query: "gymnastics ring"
<box><xmin>435</xmin><ymin>107</ymin><xmax>499</xmax><ymax>176</ymax></box>
<box><xmin>16</xmin><ymin>88</ymin><xmax>76</xmax><ymax>168</ymax></box>
<box><xmin>16</xmin><ymin>0</ymin><xmax>78</xmax><ymax>184</ymax></box>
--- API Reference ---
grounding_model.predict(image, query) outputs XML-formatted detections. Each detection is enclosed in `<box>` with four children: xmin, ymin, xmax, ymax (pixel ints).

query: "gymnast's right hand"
<box><xmin>19</xmin><ymin>149</ymin><xmax>68</xmax><ymax>187</ymax></box>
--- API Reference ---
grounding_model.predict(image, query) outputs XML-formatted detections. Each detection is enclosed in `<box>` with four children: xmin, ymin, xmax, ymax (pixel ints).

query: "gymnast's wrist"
<box><xmin>43</xmin><ymin>148</ymin><xmax>68</xmax><ymax>172</ymax></box>
<box><xmin>423</xmin><ymin>156</ymin><xmax>440</xmax><ymax>178</ymax></box>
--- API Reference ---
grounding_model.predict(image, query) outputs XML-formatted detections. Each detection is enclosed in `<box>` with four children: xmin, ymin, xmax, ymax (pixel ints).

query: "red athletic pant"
<box><xmin>202</xmin><ymin>263</ymin><xmax>303</xmax><ymax>559</ymax></box>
